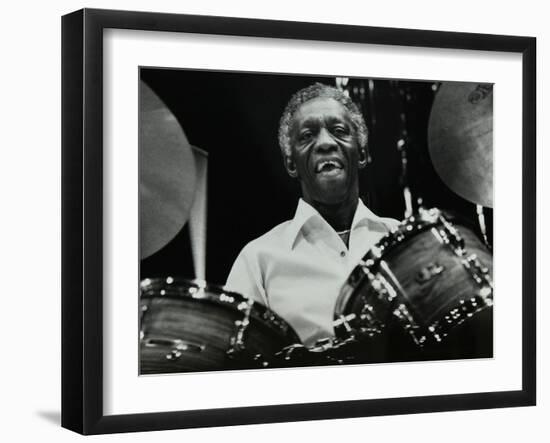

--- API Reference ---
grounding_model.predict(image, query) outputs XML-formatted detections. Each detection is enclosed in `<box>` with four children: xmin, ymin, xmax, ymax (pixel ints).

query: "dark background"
<box><xmin>140</xmin><ymin>68</ymin><xmax>492</xmax><ymax>285</ymax></box>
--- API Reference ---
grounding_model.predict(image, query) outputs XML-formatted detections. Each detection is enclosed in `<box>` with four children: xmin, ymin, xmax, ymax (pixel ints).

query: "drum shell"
<box><xmin>336</xmin><ymin>212</ymin><xmax>493</xmax><ymax>362</ymax></box>
<box><xmin>140</xmin><ymin>280</ymin><xmax>299</xmax><ymax>374</ymax></box>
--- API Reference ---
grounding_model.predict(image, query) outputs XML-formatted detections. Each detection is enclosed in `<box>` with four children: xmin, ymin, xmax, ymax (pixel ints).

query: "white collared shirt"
<box><xmin>226</xmin><ymin>199</ymin><xmax>399</xmax><ymax>346</ymax></box>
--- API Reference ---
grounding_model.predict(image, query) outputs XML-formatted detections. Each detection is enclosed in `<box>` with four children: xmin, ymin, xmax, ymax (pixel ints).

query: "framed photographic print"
<box><xmin>61</xmin><ymin>8</ymin><xmax>536</xmax><ymax>435</ymax></box>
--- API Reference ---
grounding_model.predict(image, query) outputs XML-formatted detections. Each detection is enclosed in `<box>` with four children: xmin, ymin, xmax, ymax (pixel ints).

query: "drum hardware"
<box><xmin>392</xmin><ymin>303</ymin><xmax>424</xmax><ymax>347</ymax></box>
<box><xmin>334</xmin><ymin>310</ymin><xmax>384</xmax><ymax>341</ymax></box>
<box><xmin>335</xmin><ymin>265</ymin><xmax>390</xmax><ymax>339</ymax></box>
<box><xmin>333</xmin><ymin>314</ymin><xmax>357</xmax><ymax>337</ymax></box>
<box><xmin>379</xmin><ymin>260</ymin><xmax>427</xmax><ymax>347</ymax></box>
<box><xmin>226</xmin><ymin>300</ymin><xmax>253</xmax><ymax>360</ymax></box>
<box><xmin>358</xmin><ymin>259</ymin><xmax>425</xmax><ymax>348</ymax></box>
<box><xmin>427</xmin><ymin>293</ymin><xmax>493</xmax><ymax>343</ymax></box>
<box><xmin>436</xmin><ymin>213</ymin><xmax>493</xmax><ymax>291</ymax></box>
<box><xmin>357</xmin><ymin>304</ymin><xmax>385</xmax><ymax>337</ymax></box>
<box><xmin>416</xmin><ymin>262</ymin><xmax>445</xmax><ymax>283</ymax></box>
<box><xmin>476</xmin><ymin>205</ymin><xmax>490</xmax><ymax>248</ymax></box>
<box><xmin>139</xmin><ymin>304</ymin><xmax>149</xmax><ymax>339</ymax></box>
<box><xmin>462</xmin><ymin>254</ymin><xmax>492</xmax><ymax>289</ymax></box>
<box><xmin>434</xmin><ymin>212</ymin><xmax>465</xmax><ymax>252</ymax></box>
<box><xmin>261</xmin><ymin>336</ymin><xmax>362</xmax><ymax>367</ymax></box>
<box><xmin>370</xmin><ymin>270</ymin><xmax>397</xmax><ymax>302</ymax></box>
<box><xmin>270</xmin><ymin>344</ymin><xmax>311</xmax><ymax>364</ymax></box>
<box><xmin>392</xmin><ymin>82</ymin><xmax>420</xmax><ymax>218</ymax></box>
<box><xmin>338</xmin><ymin>262</ymin><xmax>424</xmax><ymax>348</ymax></box>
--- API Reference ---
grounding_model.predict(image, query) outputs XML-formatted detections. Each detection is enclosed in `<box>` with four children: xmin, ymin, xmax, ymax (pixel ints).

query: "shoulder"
<box><xmin>235</xmin><ymin>219</ymin><xmax>293</xmax><ymax>258</ymax></box>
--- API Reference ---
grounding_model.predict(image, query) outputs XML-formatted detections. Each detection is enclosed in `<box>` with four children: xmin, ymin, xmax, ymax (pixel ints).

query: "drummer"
<box><xmin>226</xmin><ymin>83</ymin><xmax>398</xmax><ymax>347</ymax></box>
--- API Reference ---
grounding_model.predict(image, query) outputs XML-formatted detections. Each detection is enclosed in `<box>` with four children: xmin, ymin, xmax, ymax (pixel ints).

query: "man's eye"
<box><xmin>333</xmin><ymin>126</ymin><xmax>349</xmax><ymax>136</ymax></box>
<box><xmin>299</xmin><ymin>131</ymin><xmax>313</xmax><ymax>142</ymax></box>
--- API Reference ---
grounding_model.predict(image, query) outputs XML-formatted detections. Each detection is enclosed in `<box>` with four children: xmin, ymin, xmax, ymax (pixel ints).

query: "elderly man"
<box><xmin>226</xmin><ymin>83</ymin><xmax>398</xmax><ymax>347</ymax></box>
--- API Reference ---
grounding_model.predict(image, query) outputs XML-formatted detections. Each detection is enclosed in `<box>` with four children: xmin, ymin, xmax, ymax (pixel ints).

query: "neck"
<box><xmin>306</xmin><ymin>195</ymin><xmax>359</xmax><ymax>233</ymax></box>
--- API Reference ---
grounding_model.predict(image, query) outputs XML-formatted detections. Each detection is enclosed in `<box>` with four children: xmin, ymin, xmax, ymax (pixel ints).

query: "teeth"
<box><xmin>316</xmin><ymin>160</ymin><xmax>341</xmax><ymax>172</ymax></box>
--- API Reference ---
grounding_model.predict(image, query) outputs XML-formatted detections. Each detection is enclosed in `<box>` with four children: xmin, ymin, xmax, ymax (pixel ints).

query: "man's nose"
<box><xmin>314</xmin><ymin>128</ymin><xmax>337</xmax><ymax>151</ymax></box>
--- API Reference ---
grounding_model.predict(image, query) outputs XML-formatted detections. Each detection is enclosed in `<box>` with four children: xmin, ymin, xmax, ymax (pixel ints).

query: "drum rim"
<box><xmin>364</xmin><ymin>208</ymin><xmax>445</xmax><ymax>264</ymax></box>
<box><xmin>140</xmin><ymin>277</ymin><xmax>301</xmax><ymax>343</ymax></box>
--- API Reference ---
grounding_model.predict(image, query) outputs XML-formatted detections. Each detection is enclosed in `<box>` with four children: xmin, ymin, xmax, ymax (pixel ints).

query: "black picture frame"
<box><xmin>61</xmin><ymin>8</ymin><xmax>536</xmax><ymax>435</ymax></box>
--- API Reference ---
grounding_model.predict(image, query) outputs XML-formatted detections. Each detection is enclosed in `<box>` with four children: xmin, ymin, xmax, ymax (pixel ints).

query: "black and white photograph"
<box><xmin>138</xmin><ymin>69</ymin><xmax>494</xmax><ymax>375</ymax></box>
<box><xmin>1</xmin><ymin>0</ymin><xmax>546</xmax><ymax>439</ymax></box>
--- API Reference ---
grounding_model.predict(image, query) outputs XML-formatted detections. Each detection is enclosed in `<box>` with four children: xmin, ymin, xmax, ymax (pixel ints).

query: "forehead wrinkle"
<box><xmin>295</xmin><ymin>114</ymin><xmax>349</xmax><ymax>129</ymax></box>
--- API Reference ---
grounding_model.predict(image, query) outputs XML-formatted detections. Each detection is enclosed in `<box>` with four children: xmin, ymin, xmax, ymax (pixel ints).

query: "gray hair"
<box><xmin>278</xmin><ymin>82</ymin><xmax>368</xmax><ymax>157</ymax></box>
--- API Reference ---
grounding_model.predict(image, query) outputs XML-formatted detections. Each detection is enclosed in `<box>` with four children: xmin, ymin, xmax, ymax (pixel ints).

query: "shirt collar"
<box><xmin>285</xmin><ymin>198</ymin><xmax>390</xmax><ymax>250</ymax></box>
<box><xmin>284</xmin><ymin>198</ymin><xmax>319</xmax><ymax>250</ymax></box>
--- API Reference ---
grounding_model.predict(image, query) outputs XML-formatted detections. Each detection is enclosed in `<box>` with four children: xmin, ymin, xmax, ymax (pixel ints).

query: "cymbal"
<box><xmin>428</xmin><ymin>82</ymin><xmax>493</xmax><ymax>208</ymax></box>
<box><xmin>139</xmin><ymin>80</ymin><xmax>197</xmax><ymax>259</ymax></box>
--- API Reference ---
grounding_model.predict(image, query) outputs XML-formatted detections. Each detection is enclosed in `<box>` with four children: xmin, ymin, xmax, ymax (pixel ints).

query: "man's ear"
<box><xmin>358</xmin><ymin>148</ymin><xmax>368</xmax><ymax>169</ymax></box>
<box><xmin>284</xmin><ymin>155</ymin><xmax>298</xmax><ymax>178</ymax></box>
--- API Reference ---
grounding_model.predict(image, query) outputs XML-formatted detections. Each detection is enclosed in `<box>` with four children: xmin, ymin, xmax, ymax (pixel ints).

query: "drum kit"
<box><xmin>139</xmin><ymin>81</ymin><xmax>494</xmax><ymax>374</ymax></box>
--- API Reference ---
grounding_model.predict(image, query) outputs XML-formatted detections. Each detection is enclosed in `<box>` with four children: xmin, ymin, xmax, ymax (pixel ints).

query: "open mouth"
<box><xmin>315</xmin><ymin>159</ymin><xmax>344</xmax><ymax>174</ymax></box>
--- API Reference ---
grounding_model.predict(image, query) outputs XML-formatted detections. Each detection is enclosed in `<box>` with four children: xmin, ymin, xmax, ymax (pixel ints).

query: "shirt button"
<box><xmin>340</xmin><ymin>251</ymin><xmax>346</xmax><ymax>257</ymax></box>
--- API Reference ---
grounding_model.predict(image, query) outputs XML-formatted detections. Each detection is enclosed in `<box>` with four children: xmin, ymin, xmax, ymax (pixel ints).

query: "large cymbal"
<box><xmin>428</xmin><ymin>82</ymin><xmax>493</xmax><ymax>208</ymax></box>
<box><xmin>139</xmin><ymin>80</ymin><xmax>197</xmax><ymax>259</ymax></box>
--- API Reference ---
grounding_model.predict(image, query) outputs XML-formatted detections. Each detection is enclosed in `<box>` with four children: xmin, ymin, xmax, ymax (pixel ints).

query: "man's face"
<box><xmin>287</xmin><ymin>97</ymin><xmax>364</xmax><ymax>205</ymax></box>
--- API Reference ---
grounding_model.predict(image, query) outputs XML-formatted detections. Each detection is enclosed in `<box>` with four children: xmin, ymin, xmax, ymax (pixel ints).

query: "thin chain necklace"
<box><xmin>336</xmin><ymin>229</ymin><xmax>351</xmax><ymax>235</ymax></box>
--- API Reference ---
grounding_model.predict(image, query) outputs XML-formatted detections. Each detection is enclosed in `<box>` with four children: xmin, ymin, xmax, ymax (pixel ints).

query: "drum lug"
<box><xmin>435</xmin><ymin>213</ymin><xmax>467</xmax><ymax>254</ymax></box>
<box><xmin>139</xmin><ymin>303</ymin><xmax>150</xmax><ymax>341</ymax></box>
<box><xmin>393</xmin><ymin>303</ymin><xmax>425</xmax><ymax>347</ymax></box>
<box><xmin>427</xmin><ymin>293</ymin><xmax>493</xmax><ymax>342</ymax></box>
<box><xmin>227</xmin><ymin>301</ymin><xmax>253</xmax><ymax>359</ymax></box>
<box><xmin>462</xmin><ymin>253</ymin><xmax>494</xmax><ymax>290</ymax></box>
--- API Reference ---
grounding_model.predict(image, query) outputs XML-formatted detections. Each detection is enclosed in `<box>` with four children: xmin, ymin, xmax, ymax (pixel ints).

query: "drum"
<box><xmin>140</xmin><ymin>277</ymin><xmax>300</xmax><ymax>374</ymax></box>
<box><xmin>334</xmin><ymin>208</ymin><xmax>493</xmax><ymax>362</ymax></box>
